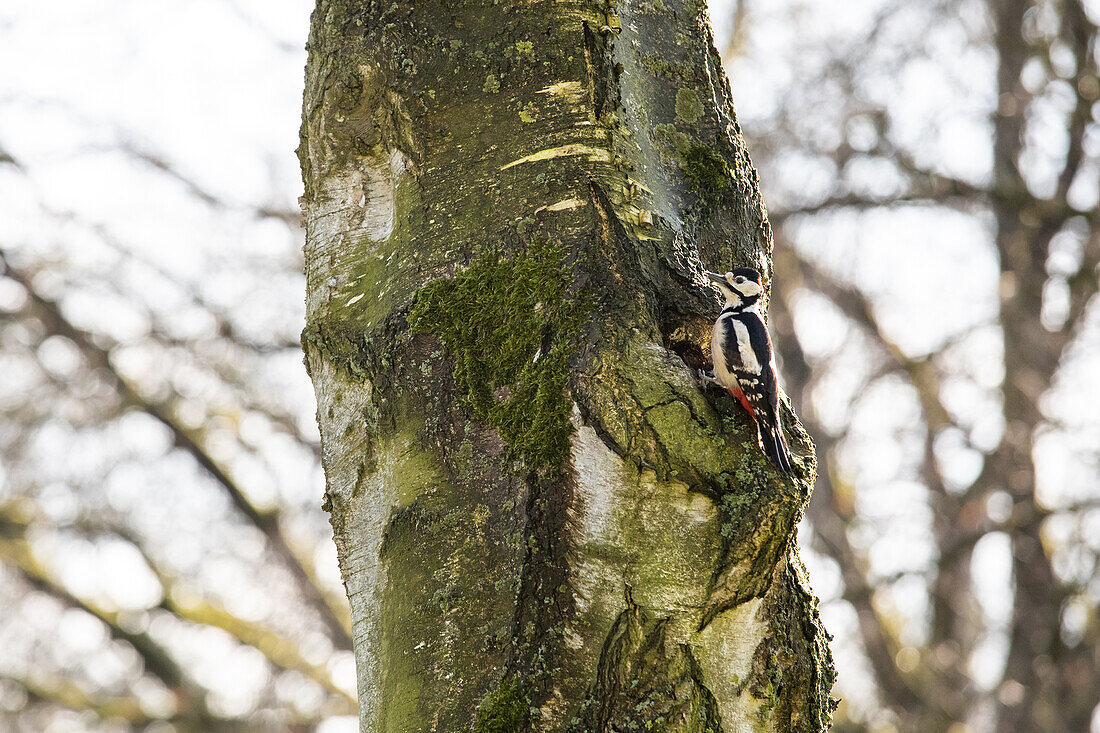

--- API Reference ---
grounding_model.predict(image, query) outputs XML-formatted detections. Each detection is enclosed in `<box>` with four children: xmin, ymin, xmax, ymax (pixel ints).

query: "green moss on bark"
<box><xmin>680</xmin><ymin>145</ymin><xmax>732</xmax><ymax>196</ymax></box>
<box><xmin>408</xmin><ymin>241</ymin><xmax>587</xmax><ymax>474</ymax></box>
<box><xmin>474</xmin><ymin>676</ymin><xmax>530</xmax><ymax>733</ymax></box>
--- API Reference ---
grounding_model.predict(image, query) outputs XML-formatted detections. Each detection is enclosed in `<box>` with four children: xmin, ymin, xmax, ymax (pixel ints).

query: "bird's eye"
<box><xmin>735</xmin><ymin>276</ymin><xmax>745</xmax><ymax>284</ymax></box>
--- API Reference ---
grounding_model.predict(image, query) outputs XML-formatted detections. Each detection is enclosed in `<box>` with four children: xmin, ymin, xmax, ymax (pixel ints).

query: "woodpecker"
<box><xmin>705</xmin><ymin>267</ymin><xmax>795</xmax><ymax>474</ymax></box>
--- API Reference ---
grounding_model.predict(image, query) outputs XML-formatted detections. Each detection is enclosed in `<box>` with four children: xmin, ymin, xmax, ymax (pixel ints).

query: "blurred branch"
<box><xmin>0</xmin><ymin>505</ymin><xmax>195</xmax><ymax>707</ymax></box>
<box><xmin>2</xmin><ymin>503</ymin><xmax>350</xmax><ymax>728</ymax></box>
<box><xmin>1052</xmin><ymin>0</ymin><xmax>1098</xmax><ymax>206</ymax></box>
<box><xmin>774</xmin><ymin>239</ymin><xmax>984</xmax><ymax>720</ymax></box>
<box><xmin>0</xmin><ymin>142</ymin><xmax>24</xmax><ymax>171</ymax></box>
<box><xmin>721</xmin><ymin>0</ymin><xmax>749</xmax><ymax>60</ymax></box>
<box><xmin>745</xmin><ymin>0</ymin><xmax>1100</xmax><ymax>725</ymax></box>
<box><xmin>780</xmin><ymin>248</ymin><xmax>955</xmax><ymax>434</ymax></box>
<box><xmin>158</xmin><ymin>578</ymin><xmax>355</xmax><ymax>709</ymax></box>
<box><xmin>109</xmin><ymin>524</ymin><xmax>354</xmax><ymax>708</ymax></box>
<box><xmin>768</xmin><ymin>275</ymin><xmax>952</xmax><ymax>720</ymax></box>
<box><xmin>0</xmin><ymin>251</ymin><xmax>353</xmax><ymax>650</ymax></box>
<box><xmin>769</xmin><ymin>154</ymin><xmax>987</xmax><ymax>227</ymax></box>
<box><xmin>4</xmin><ymin>670</ymin><xmax>264</xmax><ymax>733</ymax></box>
<box><xmin>1064</xmin><ymin>231</ymin><xmax>1100</xmax><ymax>330</ymax></box>
<box><xmin>986</xmin><ymin>0</ymin><xmax>1098</xmax><ymax>725</ymax></box>
<box><xmin>3</xmin><ymin>102</ymin><xmax>300</xmax><ymax>229</ymax></box>
<box><xmin>8</xmin><ymin>671</ymin><xmax>148</xmax><ymax>724</ymax></box>
<box><xmin>136</xmin><ymin>328</ymin><xmax>319</xmax><ymax>453</ymax></box>
<box><xmin>222</xmin><ymin>0</ymin><xmax>304</xmax><ymax>56</ymax></box>
<box><xmin>118</xmin><ymin>141</ymin><xmax>301</xmax><ymax>229</ymax></box>
<box><xmin>47</xmin><ymin>207</ymin><xmax>300</xmax><ymax>353</ymax></box>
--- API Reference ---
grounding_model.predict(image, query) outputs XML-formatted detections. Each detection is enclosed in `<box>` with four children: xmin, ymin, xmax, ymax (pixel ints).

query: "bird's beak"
<box><xmin>705</xmin><ymin>271</ymin><xmax>726</xmax><ymax>284</ymax></box>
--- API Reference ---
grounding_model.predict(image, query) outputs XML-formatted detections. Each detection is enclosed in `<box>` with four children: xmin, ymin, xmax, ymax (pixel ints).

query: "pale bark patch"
<box><xmin>307</xmin><ymin>357</ymin><xmax>390</xmax><ymax>730</ymax></box>
<box><xmin>500</xmin><ymin>143</ymin><xmax>611</xmax><ymax>171</ymax></box>
<box><xmin>303</xmin><ymin>149</ymin><xmax>409</xmax><ymax>311</ymax></box>
<box><xmin>565</xmin><ymin>406</ymin><xmax>777</xmax><ymax>724</ymax></box>
<box><xmin>537</xmin><ymin>80</ymin><xmax>587</xmax><ymax>109</ymax></box>
<box><xmin>567</xmin><ymin>407</ymin><xmax>720</xmax><ymax>623</ymax></box>
<box><xmin>693</xmin><ymin>598</ymin><xmax>769</xmax><ymax>732</ymax></box>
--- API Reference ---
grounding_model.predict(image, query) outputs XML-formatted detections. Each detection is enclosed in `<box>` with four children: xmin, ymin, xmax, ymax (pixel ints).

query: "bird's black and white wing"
<box><xmin>727</xmin><ymin>312</ymin><xmax>795</xmax><ymax>474</ymax></box>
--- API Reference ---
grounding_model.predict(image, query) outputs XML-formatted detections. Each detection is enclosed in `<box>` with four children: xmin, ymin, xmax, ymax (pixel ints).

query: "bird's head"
<box><xmin>705</xmin><ymin>267</ymin><xmax>763</xmax><ymax>305</ymax></box>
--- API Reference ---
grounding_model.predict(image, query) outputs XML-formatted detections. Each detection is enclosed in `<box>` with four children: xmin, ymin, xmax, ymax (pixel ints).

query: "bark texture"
<box><xmin>298</xmin><ymin>1</ymin><xmax>835</xmax><ymax>730</ymax></box>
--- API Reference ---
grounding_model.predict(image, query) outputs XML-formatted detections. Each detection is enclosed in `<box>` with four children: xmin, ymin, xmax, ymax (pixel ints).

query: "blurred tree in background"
<box><xmin>720</xmin><ymin>0</ymin><xmax>1100</xmax><ymax>730</ymax></box>
<box><xmin>0</xmin><ymin>0</ymin><xmax>1097</xmax><ymax>732</ymax></box>
<box><xmin>0</xmin><ymin>2</ymin><xmax>357</xmax><ymax>731</ymax></box>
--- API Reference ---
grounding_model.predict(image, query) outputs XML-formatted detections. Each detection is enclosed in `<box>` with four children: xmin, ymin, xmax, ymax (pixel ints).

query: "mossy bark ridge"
<box><xmin>299</xmin><ymin>1</ymin><xmax>835</xmax><ymax>731</ymax></box>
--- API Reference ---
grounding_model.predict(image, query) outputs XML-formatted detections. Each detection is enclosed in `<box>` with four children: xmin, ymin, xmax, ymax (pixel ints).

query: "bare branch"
<box><xmin>0</xmin><ymin>252</ymin><xmax>353</xmax><ymax>650</ymax></box>
<box><xmin>117</xmin><ymin>141</ymin><xmax>301</xmax><ymax>229</ymax></box>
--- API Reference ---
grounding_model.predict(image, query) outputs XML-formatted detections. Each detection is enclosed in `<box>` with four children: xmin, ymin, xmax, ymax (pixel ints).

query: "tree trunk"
<box><xmin>298</xmin><ymin>1</ymin><xmax>834</xmax><ymax>730</ymax></box>
<box><xmin>987</xmin><ymin>1</ymin><xmax>1096</xmax><ymax>729</ymax></box>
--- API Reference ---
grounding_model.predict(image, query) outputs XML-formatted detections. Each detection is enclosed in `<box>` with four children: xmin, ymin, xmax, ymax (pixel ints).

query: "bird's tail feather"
<box><xmin>761</xmin><ymin>422</ymin><xmax>795</xmax><ymax>475</ymax></box>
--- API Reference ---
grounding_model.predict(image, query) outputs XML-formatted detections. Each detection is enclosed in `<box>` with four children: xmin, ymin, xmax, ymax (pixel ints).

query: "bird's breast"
<box><xmin>711</xmin><ymin>316</ymin><xmax>737</xmax><ymax>388</ymax></box>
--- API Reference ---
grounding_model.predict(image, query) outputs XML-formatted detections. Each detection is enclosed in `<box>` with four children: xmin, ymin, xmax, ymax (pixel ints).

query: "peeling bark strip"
<box><xmin>298</xmin><ymin>0</ymin><xmax>835</xmax><ymax>731</ymax></box>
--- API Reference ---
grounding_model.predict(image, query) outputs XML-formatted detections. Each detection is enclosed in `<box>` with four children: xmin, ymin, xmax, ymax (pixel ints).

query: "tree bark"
<box><xmin>298</xmin><ymin>1</ymin><xmax>834</xmax><ymax>730</ymax></box>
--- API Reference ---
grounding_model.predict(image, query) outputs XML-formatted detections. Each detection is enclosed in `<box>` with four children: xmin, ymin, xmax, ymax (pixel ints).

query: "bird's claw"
<box><xmin>696</xmin><ymin>369</ymin><xmax>719</xmax><ymax>386</ymax></box>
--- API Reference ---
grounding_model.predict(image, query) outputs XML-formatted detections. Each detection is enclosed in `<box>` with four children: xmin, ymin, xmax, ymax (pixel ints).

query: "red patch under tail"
<box><xmin>727</xmin><ymin>386</ymin><xmax>756</xmax><ymax>419</ymax></box>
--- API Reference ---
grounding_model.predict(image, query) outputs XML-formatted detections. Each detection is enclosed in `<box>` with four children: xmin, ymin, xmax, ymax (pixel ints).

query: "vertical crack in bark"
<box><xmin>506</xmin><ymin>471</ymin><xmax>577</xmax><ymax>708</ymax></box>
<box><xmin>581</xmin><ymin>21</ymin><xmax>621</xmax><ymax>121</ymax></box>
<box><xmin>570</xmin><ymin>588</ymin><xmax>722</xmax><ymax>733</ymax></box>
